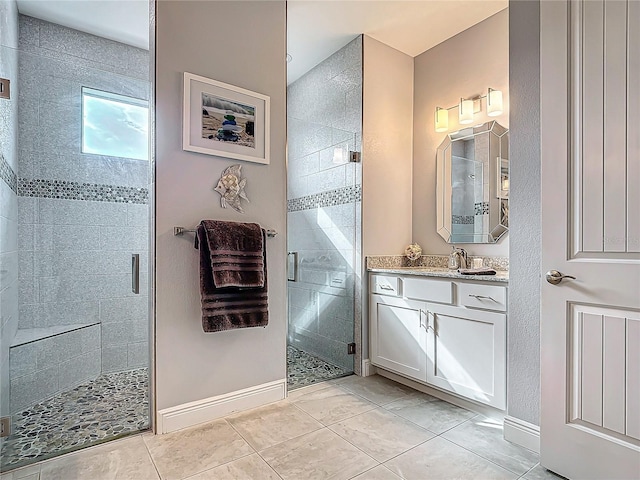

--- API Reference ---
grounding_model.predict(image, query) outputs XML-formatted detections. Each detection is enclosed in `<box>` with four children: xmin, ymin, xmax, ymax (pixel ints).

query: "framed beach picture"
<box><xmin>183</xmin><ymin>72</ymin><xmax>270</xmax><ymax>164</ymax></box>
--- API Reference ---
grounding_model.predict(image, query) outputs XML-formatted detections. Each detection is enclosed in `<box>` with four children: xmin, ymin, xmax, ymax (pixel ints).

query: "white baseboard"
<box><xmin>503</xmin><ymin>415</ymin><xmax>540</xmax><ymax>454</ymax></box>
<box><xmin>376</xmin><ymin>368</ymin><xmax>505</xmax><ymax>422</ymax></box>
<box><xmin>362</xmin><ymin>359</ymin><xmax>376</xmax><ymax>377</ymax></box>
<box><xmin>157</xmin><ymin>379</ymin><xmax>286</xmax><ymax>434</ymax></box>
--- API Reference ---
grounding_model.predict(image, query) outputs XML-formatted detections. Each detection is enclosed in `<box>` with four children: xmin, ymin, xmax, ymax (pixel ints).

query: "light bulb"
<box><xmin>459</xmin><ymin>98</ymin><xmax>474</xmax><ymax>124</ymax></box>
<box><xmin>487</xmin><ymin>88</ymin><xmax>503</xmax><ymax>117</ymax></box>
<box><xmin>435</xmin><ymin>107</ymin><xmax>448</xmax><ymax>132</ymax></box>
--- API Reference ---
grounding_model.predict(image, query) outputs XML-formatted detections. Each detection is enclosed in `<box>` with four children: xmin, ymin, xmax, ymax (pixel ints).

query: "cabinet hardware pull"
<box><xmin>420</xmin><ymin>309</ymin><xmax>434</xmax><ymax>332</ymax></box>
<box><xmin>379</xmin><ymin>285</ymin><xmax>394</xmax><ymax>291</ymax></box>
<box><xmin>468</xmin><ymin>294</ymin><xmax>497</xmax><ymax>302</ymax></box>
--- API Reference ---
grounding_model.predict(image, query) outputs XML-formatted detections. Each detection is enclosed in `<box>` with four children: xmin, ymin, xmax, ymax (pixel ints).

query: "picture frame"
<box><xmin>182</xmin><ymin>72</ymin><xmax>270</xmax><ymax>165</ymax></box>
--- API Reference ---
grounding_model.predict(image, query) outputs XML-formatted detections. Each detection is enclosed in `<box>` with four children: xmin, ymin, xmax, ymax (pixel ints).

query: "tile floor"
<box><xmin>0</xmin><ymin>375</ymin><xmax>563</xmax><ymax>480</ymax></box>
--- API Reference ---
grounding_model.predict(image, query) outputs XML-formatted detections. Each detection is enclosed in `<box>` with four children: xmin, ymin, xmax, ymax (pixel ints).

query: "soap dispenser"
<box><xmin>448</xmin><ymin>245</ymin><xmax>460</xmax><ymax>270</ymax></box>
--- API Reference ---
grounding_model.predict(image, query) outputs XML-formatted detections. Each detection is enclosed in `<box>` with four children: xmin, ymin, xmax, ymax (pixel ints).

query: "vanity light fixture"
<box><xmin>458</xmin><ymin>97</ymin><xmax>474</xmax><ymax>124</ymax></box>
<box><xmin>435</xmin><ymin>107</ymin><xmax>448</xmax><ymax>132</ymax></box>
<box><xmin>487</xmin><ymin>88</ymin><xmax>503</xmax><ymax>116</ymax></box>
<box><xmin>434</xmin><ymin>88</ymin><xmax>504</xmax><ymax>132</ymax></box>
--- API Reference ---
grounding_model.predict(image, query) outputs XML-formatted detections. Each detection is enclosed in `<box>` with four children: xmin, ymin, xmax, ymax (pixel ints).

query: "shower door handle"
<box><xmin>287</xmin><ymin>252</ymin><xmax>298</xmax><ymax>282</ymax></box>
<box><xmin>131</xmin><ymin>254</ymin><xmax>140</xmax><ymax>294</ymax></box>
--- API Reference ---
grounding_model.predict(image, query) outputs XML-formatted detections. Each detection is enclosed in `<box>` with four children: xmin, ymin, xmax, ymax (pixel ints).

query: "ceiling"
<box><xmin>16</xmin><ymin>0</ymin><xmax>507</xmax><ymax>83</ymax></box>
<box><xmin>287</xmin><ymin>0</ymin><xmax>507</xmax><ymax>83</ymax></box>
<box><xmin>16</xmin><ymin>0</ymin><xmax>150</xmax><ymax>50</ymax></box>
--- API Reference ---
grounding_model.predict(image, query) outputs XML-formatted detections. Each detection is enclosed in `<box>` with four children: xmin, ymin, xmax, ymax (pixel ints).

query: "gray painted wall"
<box><xmin>9</xmin><ymin>16</ymin><xmax>150</xmax><ymax>411</ymax></box>
<box><xmin>412</xmin><ymin>9</ymin><xmax>510</xmax><ymax>257</ymax></box>
<box><xmin>507</xmin><ymin>0</ymin><xmax>541</xmax><ymax>426</ymax></box>
<box><xmin>287</xmin><ymin>36</ymin><xmax>362</xmax><ymax>371</ymax></box>
<box><xmin>0</xmin><ymin>0</ymin><xmax>19</xmax><ymax>420</ymax></box>
<box><xmin>154</xmin><ymin>0</ymin><xmax>287</xmax><ymax>411</ymax></box>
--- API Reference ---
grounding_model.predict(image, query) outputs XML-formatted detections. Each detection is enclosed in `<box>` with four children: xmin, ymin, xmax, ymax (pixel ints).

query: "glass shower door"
<box><xmin>0</xmin><ymin>11</ymin><xmax>152</xmax><ymax>472</ymax></box>
<box><xmin>286</xmin><ymin>35</ymin><xmax>362</xmax><ymax>389</ymax></box>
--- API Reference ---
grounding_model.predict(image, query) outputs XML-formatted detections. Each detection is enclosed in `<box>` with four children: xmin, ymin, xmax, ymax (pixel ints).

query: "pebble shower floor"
<box><xmin>0</xmin><ymin>368</ymin><xmax>149</xmax><ymax>471</ymax></box>
<box><xmin>287</xmin><ymin>345</ymin><xmax>350</xmax><ymax>390</ymax></box>
<box><xmin>1</xmin><ymin>350</ymin><xmax>346</xmax><ymax>470</ymax></box>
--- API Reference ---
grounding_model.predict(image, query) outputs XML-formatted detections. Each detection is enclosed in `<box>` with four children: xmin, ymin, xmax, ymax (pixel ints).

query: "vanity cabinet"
<box><xmin>369</xmin><ymin>295</ymin><xmax>427</xmax><ymax>382</ymax></box>
<box><xmin>369</xmin><ymin>273</ymin><xmax>507</xmax><ymax>410</ymax></box>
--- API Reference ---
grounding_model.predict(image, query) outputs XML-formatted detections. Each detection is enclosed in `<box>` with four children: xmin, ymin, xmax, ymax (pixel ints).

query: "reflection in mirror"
<box><xmin>436</xmin><ymin>121</ymin><xmax>508</xmax><ymax>244</ymax></box>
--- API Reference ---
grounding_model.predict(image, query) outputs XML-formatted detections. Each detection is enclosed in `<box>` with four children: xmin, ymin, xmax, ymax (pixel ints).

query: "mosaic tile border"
<box><xmin>0</xmin><ymin>153</ymin><xmax>18</xmax><ymax>194</ymax></box>
<box><xmin>452</xmin><ymin>215</ymin><xmax>475</xmax><ymax>225</ymax></box>
<box><xmin>288</xmin><ymin>184</ymin><xmax>361</xmax><ymax>212</ymax></box>
<box><xmin>18</xmin><ymin>178</ymin><xmax>149</xmax><ymax>204</ymax></box>
<box><xmin>474</xmin><ymin>202</ymin><xmax>490</xmax><ymax>215</ymax></box>
<box><xmin>367</xmin><ymin>254</ymin><xmax>509</xmax><ymax>271</ymax></box>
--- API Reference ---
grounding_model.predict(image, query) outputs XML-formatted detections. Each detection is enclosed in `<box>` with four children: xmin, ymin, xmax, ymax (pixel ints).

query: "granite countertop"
<box><xmin>368</xmin><ymin>267</ymin><xmax>509</xmax><ymax>283</ymax></box>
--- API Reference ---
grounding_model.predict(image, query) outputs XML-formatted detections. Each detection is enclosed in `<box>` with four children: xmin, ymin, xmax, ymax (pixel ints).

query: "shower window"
<box><xmin>81</xmin><ymin>87</ymin><xmax>149</xmax><ymax>161</ymax></box>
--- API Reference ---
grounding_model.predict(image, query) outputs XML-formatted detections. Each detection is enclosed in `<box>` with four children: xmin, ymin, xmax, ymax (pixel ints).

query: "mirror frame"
<box><xmin>436</xmin><ymin>120</ymin><xmax>509</xmax><ymax>244</ymax></box>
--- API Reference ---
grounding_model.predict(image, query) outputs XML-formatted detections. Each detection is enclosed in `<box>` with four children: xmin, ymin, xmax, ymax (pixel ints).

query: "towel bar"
<box><xmin>174</xmin><ymin>226</ymin><xmax>277</xmax><ymax>237</ymax></box>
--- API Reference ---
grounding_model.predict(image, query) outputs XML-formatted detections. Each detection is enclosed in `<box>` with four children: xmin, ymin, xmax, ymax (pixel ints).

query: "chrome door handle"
<box><xmin>545</xmin><ymin>270</ymin><xmax>576</xmax><ymax>285</ymax></box>
<box><xmin>287</xmin><ymin>252</ymin><xmax>299</xmax><ymax>282</ymax></box>
<box><xmin>131</xmin><ymin>254</ymin><xmax>140</xmax><ymax>294</ymax></box>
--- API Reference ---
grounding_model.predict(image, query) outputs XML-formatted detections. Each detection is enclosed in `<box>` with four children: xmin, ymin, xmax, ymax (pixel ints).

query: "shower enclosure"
<box><xmin>0</xmin><ymin>8</ymin><xmax>152</xmax><ymax>471</ymax></box>
<box><xmin>286</xmin><ymin>37</ymin><xmax>362</xmax><ymax>389</ymax></box>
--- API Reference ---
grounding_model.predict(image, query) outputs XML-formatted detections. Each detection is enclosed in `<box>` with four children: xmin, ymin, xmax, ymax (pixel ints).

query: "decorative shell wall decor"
<box><xmin>214</xmin><ymin>164</ymin><xmax>249</xmax><ymax>213</ymax></box>
<box><xmin>404</xmin><ymin>243</ymin><xmax>423</xmax><ymax>261</ymax></box>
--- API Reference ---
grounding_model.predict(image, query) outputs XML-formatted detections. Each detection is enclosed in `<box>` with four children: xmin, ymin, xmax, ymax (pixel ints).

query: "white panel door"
<box><xmin>541</xmin><ymin>1</ymin><xmax>640</xmax><ymax>478</ymax></box>
<box><xmin>369</xmin><ymin>294</ymin><xmax>427</xmax><ymax>382</ymax></box>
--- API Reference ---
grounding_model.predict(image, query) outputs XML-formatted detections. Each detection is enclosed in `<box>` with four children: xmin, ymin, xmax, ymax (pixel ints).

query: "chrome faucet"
<box><xmin>457</xmin><ymin>248</ymin><xmax>468</xmax><ymax>269</ymax></box>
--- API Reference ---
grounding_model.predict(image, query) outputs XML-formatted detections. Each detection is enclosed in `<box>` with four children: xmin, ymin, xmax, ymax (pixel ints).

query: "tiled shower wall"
<box><xmin>10</xmin><ymin>16</ymin><xmax>150</xmax><ymax>411</ymax></box>
<box><xmin>0</xmin><ymin>0</ymin><xmax>20</xmax><ymax>421</ymax></box>
<box><xmin>450</xmin><ymin>132</ymin><xmax>501</xmax><ymax>242</ymax></box>
<box><xmin>286</xmin><ymin>37</ymin><xmax>362</xmax><ymax>371</ymax></box>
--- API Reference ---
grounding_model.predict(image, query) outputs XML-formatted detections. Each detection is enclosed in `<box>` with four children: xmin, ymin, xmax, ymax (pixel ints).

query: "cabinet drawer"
<box><xmin>458</xmin><ymin>283</ymin><xmax>507</xmax><ymax>311</ymax></box>
<box><xmin>403</xmin><ymin>277</ymin><xmax>453</xmax><ymax>304</ymax></box>
<box><xmin>371</xmin><ymin>274</ymin><xmax>399</xmax><ymax>296</ymax></box>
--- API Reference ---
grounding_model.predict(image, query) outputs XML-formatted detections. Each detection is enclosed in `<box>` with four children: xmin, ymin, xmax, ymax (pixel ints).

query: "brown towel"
<box><xmin>196</xmin><ymin>220</ymin><xmax>264</xmax><ymax>288</ymax></box>
<box><xmin>196</xmin><ymin>223</ymin><xmax>268</xmax><ymax>332</ymax></box>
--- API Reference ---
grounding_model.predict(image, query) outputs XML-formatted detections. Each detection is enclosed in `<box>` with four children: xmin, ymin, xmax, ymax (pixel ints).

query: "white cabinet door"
<box><xmin>370</xmin><ymin>294</ymin><xmax>427</xmax><ymax>382</ymax></box>
<box><xmin>426</xmin><ymin>303</ymin><xmax>506</xmax><ymax>409</ymax></box>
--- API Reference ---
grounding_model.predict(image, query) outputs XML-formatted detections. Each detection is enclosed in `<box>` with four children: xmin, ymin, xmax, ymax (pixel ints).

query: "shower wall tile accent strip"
<box><xmin>18</xmin><ymin>178</ymin><xmax>149</xmax><ymax>204</ymax></box>
<box><xmin>474</xmin><ymin>202</ymin><xmax>490</xmax><ymax>215</ymax></box>
<box><xmin>452</xmin><ymin>215</ymin><xmax>475</xmax><ymax>225</ymax></box>
<box><xmin>0</xmin><ymin>154</ymin><xmax>18</xmax><ymax>194</ymax></box>
<box><xmin>288</xmin><ymin>184</ymin><xmax>361</xmax><ymax>212</ymax></box>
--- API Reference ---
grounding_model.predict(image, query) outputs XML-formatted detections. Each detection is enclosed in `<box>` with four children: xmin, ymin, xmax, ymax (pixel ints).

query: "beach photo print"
<box><xmin>183</xmin><ymin>72</ymin><xmax>270</xmax><ymax>164</ymax></box>
<box><xmin>201</xmin><ymin>94</ymin><xmax>256</xmax><ymax>148</ymax></box>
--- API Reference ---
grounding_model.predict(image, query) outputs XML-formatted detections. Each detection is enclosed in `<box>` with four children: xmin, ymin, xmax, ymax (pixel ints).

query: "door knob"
<box><xmin>545</xmin><ymin>270</ymin><xmax>576</xmax><ymax>285</ymax></box>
